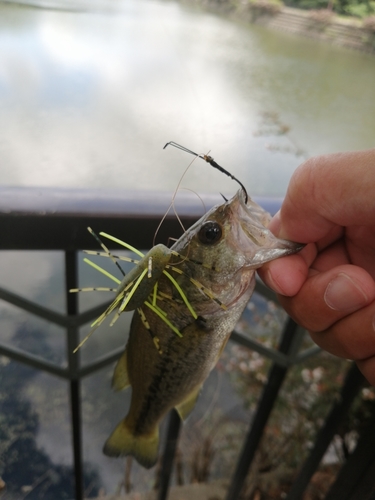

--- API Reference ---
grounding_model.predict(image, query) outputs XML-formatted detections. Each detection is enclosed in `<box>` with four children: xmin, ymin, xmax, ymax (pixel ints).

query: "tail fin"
<box><xmin>103</xmin><ymin>419</ymin><xmax>159</xmax><ymax>469</ymax></box>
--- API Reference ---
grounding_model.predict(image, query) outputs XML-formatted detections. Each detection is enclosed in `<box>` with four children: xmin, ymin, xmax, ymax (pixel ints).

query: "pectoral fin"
<box><xmin>112</xmin><ymin>348</ymin><xmax>130</xmax><ymax>392</ymax></box>
<box><xmin>175</xmin><ymin>385</ymin><xmax>202</xmax><ymax>421</ymax></box>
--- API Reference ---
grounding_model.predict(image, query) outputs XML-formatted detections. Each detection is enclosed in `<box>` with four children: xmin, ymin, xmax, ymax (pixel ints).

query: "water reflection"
<box><xmin>1</xmin><ymin>0</ymin><xmax>374</xmax><ymax>198</ymax></box>
<box><xmin>0</xmin><ymin>356</ymin><xmax>101</xmax><ymax>499</ymax></box>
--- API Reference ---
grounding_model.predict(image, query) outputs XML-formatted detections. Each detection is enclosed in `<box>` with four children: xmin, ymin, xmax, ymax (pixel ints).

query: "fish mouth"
<box><xmin>236</xmin><ymin>221</ymin><xmax>305</xmax><ymax>268</ymax></box>
<box><xmin>232</xmin><ymin>191</ymin><xmax>305</xmax><ymax>267</ymax></box>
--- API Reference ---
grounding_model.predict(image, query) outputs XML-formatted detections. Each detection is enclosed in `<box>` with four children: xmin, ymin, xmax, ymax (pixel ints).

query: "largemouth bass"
<box><xmin>99</xmin><ymin>188</ymin><xmax>303</xmax><ymax>468</ymax></box>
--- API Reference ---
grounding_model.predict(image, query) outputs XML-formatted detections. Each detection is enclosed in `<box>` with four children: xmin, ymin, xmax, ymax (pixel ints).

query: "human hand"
<box><xmin>258</xmin><ymin>149</ymin><xmax>375</xmax><ymax>385</ymax></box>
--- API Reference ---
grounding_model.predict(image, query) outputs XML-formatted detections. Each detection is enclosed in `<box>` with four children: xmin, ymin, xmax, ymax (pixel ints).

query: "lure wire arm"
<box><xmin>163</xmin><ymin>141</ymin><xmax>200</xmax><ymax>157</ymax></box>
<box><xmin>163</xmin><ymin>141</ymin><xmax>248</xmax><ymax>203</ymax></box>
<box><xmin>87</xmin><ymin>227</ymin><xmax>126</xmax><ymax>277</ymax></box>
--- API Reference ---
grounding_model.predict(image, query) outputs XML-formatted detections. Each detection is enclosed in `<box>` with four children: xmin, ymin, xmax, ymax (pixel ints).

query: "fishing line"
<box><xmin>152</xmin><ymin>154</ymin><xmax>200</xmax><ymax>246</ymax></box>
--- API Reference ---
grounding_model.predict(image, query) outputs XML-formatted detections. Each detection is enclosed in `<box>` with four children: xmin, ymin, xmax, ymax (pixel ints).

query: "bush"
<box><xmin>286</xmin><ymin>0</ymin><xmax>375</xmax><ymax>17</ymax></box>
<box><xmin>345</xmin><ymin>1</ymin><xmax>375</xmax><ymax>18</ymax></box>
<box><xmin>286</xmin><ymin>0</ymin><xmax>328</xmax><ymax>10</ymax></box>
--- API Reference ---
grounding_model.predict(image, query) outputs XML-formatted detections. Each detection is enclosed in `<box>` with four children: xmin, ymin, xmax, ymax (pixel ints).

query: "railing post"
<box><xmin>65</xmin><ymin>250</ymin><xmax>84</xmax><ymax>500</ymax></box>
<box><xmin>324</xmin><ymin>411</ymin><xmax>375</xmax><ymax>500</ymax></box>
<box><xmin>286</xmin><ymin>363</ymin><xmax>364</xmax><ymax>500</ymax></box>
<box><xmin>226</xmin><ymin>318</ymin><xmax>302</xmax><ymax>500</ymax></box>
<box><xmin>157</xmin><ymin>410</ymin><xmax>182</xmax><ymax>500</ymax></box>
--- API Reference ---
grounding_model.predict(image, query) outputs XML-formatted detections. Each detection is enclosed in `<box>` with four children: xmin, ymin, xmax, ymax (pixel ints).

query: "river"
<box><xmin>1</xmin><ymin>0</ymin><xmax>375</xmax><ymax>198</ymax></box>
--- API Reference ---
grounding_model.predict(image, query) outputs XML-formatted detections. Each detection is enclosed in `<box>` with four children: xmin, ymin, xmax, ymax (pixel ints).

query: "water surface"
<box><xmin>0</xmin><ymin>0</ymin><xmax>374</xmax><ymax>197</ymax></box>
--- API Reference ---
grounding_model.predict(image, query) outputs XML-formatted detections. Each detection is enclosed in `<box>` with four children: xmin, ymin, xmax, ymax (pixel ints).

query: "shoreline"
<box><xmin>183</xmin><ymin>0</ymin><xmax>375</xmax><ymax>54</ymax></box>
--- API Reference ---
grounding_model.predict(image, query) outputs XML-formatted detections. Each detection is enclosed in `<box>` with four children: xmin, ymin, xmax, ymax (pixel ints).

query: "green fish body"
<box><xmin>103</xmin><ymin>190</ymin><xmax>302</xmax><ymax>468</ymax></box>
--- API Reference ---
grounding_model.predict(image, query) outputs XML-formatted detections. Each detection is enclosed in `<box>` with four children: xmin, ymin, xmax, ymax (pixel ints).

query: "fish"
<box><xmin>98</xmin><ymin>187</ymin><xmax>303</xmax><ymax>469</ymax></box>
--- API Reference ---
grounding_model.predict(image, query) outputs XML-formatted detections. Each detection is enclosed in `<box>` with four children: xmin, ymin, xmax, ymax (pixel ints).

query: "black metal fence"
<box><xmin>0</xmin><ymin>186</ymin><xmax>373</xmax><ymax>500</ymax></box>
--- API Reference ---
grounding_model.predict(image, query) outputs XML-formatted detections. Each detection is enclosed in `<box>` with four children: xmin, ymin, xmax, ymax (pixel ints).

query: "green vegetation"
<box><xmin>236</xmin><ymin>0</ymin><xmax>375</xmax><ymax>20</ymax></box>
<box><xmin>284</xmin><ymin>0</ymin><xmax>375</xmax><ymax>18</ymax></box>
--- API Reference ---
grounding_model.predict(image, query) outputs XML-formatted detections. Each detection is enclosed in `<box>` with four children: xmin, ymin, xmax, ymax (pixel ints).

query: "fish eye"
<box><xmin>198</xmin><ymin>221</ymin><xmax>222</xmax><ymax>245</ymax></box>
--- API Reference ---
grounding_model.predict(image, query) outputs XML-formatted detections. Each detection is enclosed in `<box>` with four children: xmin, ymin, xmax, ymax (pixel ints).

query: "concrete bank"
<box><xmin>185</xmin><ymin>0</ymin><xmax>375</xmax><ymax>54</ymax></box>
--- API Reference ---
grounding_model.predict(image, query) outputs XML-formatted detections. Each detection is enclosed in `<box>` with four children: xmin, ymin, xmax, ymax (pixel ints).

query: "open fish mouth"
<box><xmin>226</xmin><ymin>190</ymin><xmax>304</xmax><ymax>269</ymax></box>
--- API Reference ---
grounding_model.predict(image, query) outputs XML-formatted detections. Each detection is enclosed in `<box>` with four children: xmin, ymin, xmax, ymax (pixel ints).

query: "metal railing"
<box><xmin>0</xmin><ymin>186</ymin><xmax>369</xmax><ymax>500</ymax></box>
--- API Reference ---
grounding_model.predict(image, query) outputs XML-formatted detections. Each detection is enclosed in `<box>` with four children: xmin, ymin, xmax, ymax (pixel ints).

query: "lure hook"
<box><xmin>163</xmin><ymin>141</ymin><xmax>249</xmax><ymax>204</ymax></box>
